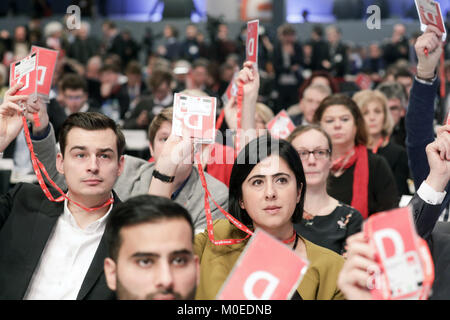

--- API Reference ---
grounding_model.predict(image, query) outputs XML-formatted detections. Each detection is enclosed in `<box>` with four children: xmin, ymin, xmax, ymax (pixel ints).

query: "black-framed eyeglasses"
<box><xmin>297</xmin><ymin>149</ymin><xmax>331</xmax><ymax>160</ymax></box>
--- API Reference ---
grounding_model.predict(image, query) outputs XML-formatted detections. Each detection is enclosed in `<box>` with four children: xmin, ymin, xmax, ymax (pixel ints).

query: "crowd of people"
<box><xmin>0</xmin><ymin>14</ymin><xmax>450</xmax><ymax>301</ymax></box>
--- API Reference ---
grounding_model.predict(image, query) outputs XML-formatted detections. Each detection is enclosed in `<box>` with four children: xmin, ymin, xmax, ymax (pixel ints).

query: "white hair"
<box><xmin>44</xmin><ymin>21</ymin><xmax>63</xmax><ymax>38</ymax></box>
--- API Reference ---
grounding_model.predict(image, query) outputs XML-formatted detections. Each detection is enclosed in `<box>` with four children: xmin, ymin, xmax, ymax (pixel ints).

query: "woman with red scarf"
<box><xmin>353</xmin><ymin>89</ymin><xmax>412</xmax><ymax>199</ymax></box>
<box><xmin>313</xmin><ymin>94</ymin><xmax>398</xmax><ymax>219</ymax></box>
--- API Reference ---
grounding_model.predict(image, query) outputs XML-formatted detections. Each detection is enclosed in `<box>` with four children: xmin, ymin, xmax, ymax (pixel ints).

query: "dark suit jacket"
<box><xmin>405</xmin><ymin>78</ymin><xmax>449</xmax><ymax>210</ymax></box>
<box><xmin>411</xmin><ymin>194</ymin><xmax>450</xmax><ymax>299</ymax></box>
<box><xmin>0</xmin><ymin>183</ymin><xmax>118</xmax><ymax>300</ymax></box>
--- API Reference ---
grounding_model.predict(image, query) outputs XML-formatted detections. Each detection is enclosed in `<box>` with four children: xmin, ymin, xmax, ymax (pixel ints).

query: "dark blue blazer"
<box><xmin>405</xmin><ymin>78</ymin><xmax>450</xmax><ymax>211</ymax></box>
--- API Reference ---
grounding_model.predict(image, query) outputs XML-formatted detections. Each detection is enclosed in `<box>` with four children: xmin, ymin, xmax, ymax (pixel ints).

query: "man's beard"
<box><xmin>115</xmin><ymin>278</ymin><xmax>197</xmax><ymax>300</ymax></box>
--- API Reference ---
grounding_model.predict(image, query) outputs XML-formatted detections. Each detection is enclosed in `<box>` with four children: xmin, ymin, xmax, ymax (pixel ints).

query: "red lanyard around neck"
<box><xmin>372</xmin><ymin>136</ymin><xmax>389</xmax><ymax>154</ymax></box>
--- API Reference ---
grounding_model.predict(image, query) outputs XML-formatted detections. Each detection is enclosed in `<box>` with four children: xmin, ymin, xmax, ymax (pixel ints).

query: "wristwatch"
<box><xmin>152</xmin><ymin>169</ymin><xmax>175</xmax><ymax>183</ymax></box>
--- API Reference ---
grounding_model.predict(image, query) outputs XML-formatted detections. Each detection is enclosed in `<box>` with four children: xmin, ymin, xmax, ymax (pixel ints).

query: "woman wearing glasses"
<box><xmin>288</xmin><ymin>125</ymin><xmax>363</xmax><ymax>255</ymax></box>
<box><xmin>313</xmin><ymin>94</ymin><xmax>398</xmax><ymax>219</ymax></box>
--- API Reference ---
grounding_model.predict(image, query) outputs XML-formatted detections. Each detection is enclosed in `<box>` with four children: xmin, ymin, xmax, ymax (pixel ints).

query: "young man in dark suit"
<box><xmin>0</xmin><ymin>84</ymin><xmax>125</xmax><ymax>299</ymax></box>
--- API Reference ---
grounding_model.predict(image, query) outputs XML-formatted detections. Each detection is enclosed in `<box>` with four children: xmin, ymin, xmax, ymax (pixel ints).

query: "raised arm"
<box><xmin>413</xmin><ymin>125</ymin><xmax>450</xmax><ymax>240</ymax></box>
<box><xmin>25</xmin><ymin>97</ymin><xmax>66</xmax><ymax>188</ymax></box>
<box><xmin>406</xmin><ymin>25</ymin><xmax>443</xmax><ymax>190</ymax></box>
<box><xmin>148</xmin><ymin>134</ymin><xmax>194</xmax><ymax>198</ymax></box>
<box><xmin>0</xmin><ymin>83</ymin><xmax>27</xmax><ymax>153</ymax></box>
<box><xmin>236</xmin><ymin>61</ymin><xmax>260</xmax><ymax>152</ymax></box>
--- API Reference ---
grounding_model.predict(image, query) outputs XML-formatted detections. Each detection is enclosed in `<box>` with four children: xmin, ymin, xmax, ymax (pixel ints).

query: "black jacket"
<box><xmin>0</xmin><ymin>183</ymin><xmax>119</xmax><ymax>300</ymax></box>
<box><xmin>411</xmin><ymin>194</ymin><xmax>450</xmax><ymax>299</ymax></box>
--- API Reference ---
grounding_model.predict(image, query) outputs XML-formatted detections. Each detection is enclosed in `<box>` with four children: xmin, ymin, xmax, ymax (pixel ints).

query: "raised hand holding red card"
<box><xmin>363</xmin><ymin>207</ymin><xmax>434</xmax><ymax>300</ymax></box>
<box><xmin>415</xmin><ymin>0</ymin><xmax>447</xmax><ymax>41</ymax></box>
<box><xmin>246</xmin><ymin>20</ymin><xmax>259</xmax><ymax>67</ymax></box>
<box><xmin>172</xmin><ymin>93</ymin><xmax>217</xmax><ymax>144</ymax></box>
<box><xmin>31</xmin><ymin>46</ymin><xmax>59</xmax><ymax>102</ymax></box>
<box><xmin>9</xmin><ymin>52</ymin><xmax>38</xmax><ymax>99</ymax></box>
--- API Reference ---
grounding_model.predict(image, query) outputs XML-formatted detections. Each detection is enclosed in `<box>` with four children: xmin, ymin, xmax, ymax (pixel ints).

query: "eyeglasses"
<box><xmin>297</xmin><ymin>149</ymin><xmax>331</xmax><ymax>160</ymax></box>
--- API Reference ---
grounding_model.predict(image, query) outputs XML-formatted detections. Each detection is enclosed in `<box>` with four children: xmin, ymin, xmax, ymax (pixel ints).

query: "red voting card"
<box><xmin>31</xmin><ymin>46</ymin><xmax>59</xmax><ymax>99</ymax></box>
<box><xmin>355</xmin><ymin>73</ymin><xmax>372</xmax><ymax>90</ymax></box>
<box><xmin>363</xmin><ymin>207</ymin><xmax>434</xmax><ymax>300</ymax></box>
<box><xmin>9</xmin><ymin>52</ymin><xmax>38</xmax><ymax>97</ymax></box>
<box><xmin>415</xmin><ymin>0</ymin><xmax>447</xmax><ymax>41</ymax></box>
<box><xmin>266</xmin><ymin>110</ymin><xmax>296</xmax><ymax>140</ymax></box>
<box><xmin>172</xmin><ymin>93</ymin><xmax>217</xmax><ymax>144</ymax></box>
<box><xmin>246</xmin><ymin>20</ymin><xmax>259</xmax><ymax>66</ymax></box>
<box><xmin>216</xmin><ymin>229</ymin><xmax>309</xmax><ymax>300</ymax></box>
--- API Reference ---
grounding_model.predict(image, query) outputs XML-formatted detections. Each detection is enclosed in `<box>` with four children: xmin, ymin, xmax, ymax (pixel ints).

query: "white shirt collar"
<box><xmin>62</xmin><ymin>193</ymin><xmax>114</xmax><ymax>234</ymax></box>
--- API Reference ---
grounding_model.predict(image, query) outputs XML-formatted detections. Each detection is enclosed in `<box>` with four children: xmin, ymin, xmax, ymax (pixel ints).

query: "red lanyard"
<box><xmin>234</xmin><ymin>82</ymin><xmax>244</xmax><ymax>155</ymax></box>
<box><xmin>21</xmin><ymin>115</ymin><xmax>114</xmax><ymax>212</ymax></box>
<box><xmin>195</xmin><ymin>151</ymin><xmax>298</xmax><ymax>246</ymax></box>
<box><xmin>371</xmin><ymin>136</ymin><xmax>389</xmax><ymax>154</ymax></box>
<box><xmin>196</xmin><ymin>151</ymin><xmax>252</xmax><ymax>245</ymax></box>
<box><xmin>216</xmin><ymin>109</ymin><xmax>225</xmax><ymax>130</ymax></box>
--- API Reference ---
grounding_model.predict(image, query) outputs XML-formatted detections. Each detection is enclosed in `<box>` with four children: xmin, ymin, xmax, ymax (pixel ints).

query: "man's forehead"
<box><xmin>120</xmin><ymin>219</ymin><xmax>193</xmax><ymax>243</ymax></box>
<box><xmin>387</xmin><ymin>98</ymin><xmax>402</xmax><ymax>106</ymax></box>
<box><xmin>66</xmin><ymin>128</ymin><xmax>118</xmax><ymax>149</ymax></box>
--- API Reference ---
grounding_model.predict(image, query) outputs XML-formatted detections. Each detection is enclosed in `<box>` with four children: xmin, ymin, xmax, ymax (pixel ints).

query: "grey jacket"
<box><xmin>32</xmin><ymin>125</ymin><xmax>229</xmax><ymax>233</ymax></box>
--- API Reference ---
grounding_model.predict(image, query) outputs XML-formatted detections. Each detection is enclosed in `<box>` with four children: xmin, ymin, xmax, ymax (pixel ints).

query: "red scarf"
<box><xmin>331</xmin><ymin>145</ymin><xmax>369</xmax><ymax>219</ymax></box>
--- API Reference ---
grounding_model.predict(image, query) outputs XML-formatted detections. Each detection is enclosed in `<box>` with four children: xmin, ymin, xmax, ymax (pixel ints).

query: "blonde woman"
<box><xmin>353</xmin><ymin>90</ymin><xmax>411</xmax><ymax>197</ymax></box>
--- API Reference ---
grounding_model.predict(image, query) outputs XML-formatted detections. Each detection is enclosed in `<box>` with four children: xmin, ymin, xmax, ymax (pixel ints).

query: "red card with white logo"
<box><xmin>267</xmin><ymin>110</ymin><xmax>296</xmax><ymax>140</ymax></box>
<box><xmin>216</xmin><ymin>229</ymin><xmax>309</xmax><ymax>300</ymax></box>
<box><xmin>415</xmin><ymin>0</ymin><xmax>447</xmax><ymax>41</ymax></box>
<box><xmin>363</xmin><ymin>207</ymin><xmax>434</xmax><ymax>300</ymax></box>
<box><xmin>9</xmin><ymin>52</ymin><xmax>39</xmax><ymax>98</ymax></box>
<box><xmin>172</xmin><ymin>93</ymin><xmax>217</xmax><ymax>144</ymax></box>
<box><xmin>246</xmin><ymin>19</ymin><xmax>259</xmax><ymax>66</ymax></box>
<box><xmin>31</xmin><ymin>46</ymin><xmax>59</xmax><ymax>100</ymax></box>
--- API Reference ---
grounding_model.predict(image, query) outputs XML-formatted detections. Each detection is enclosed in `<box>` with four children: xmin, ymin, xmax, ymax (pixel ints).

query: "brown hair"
<box><xmin>313</xmin><ymin>94</ymin><xmax>368</xmax><ymax>146</ymax></box>
<box><xmin>287</xmin><ymin>124</ymin><xmax>333</xmax><ymax>155</ymax></box>
<box><xmin>125</xmin><ymin>61</ymin><xmax>142</xmax><ymax>76</ymax></box>
<box><xmin>255</xmin><ymin>103</ymin><xmax>274</xmax><ymax>125</ymax></box>
<box><xmin>148</xmin><ymin>107</ymin><xmax>173</xmax><ymax>146</ymax></box>
<box><xmin>60</xmin><ymin>73</ymin><xmax>87</xmax><ymax>93</ymax></box>
<box><xmin>59</xmin><ymin>112</ymin><xmax>126</xmax><ymax>160</ymax></box>
<box><xmin>148</xmin><ymin>69</ymin><xmax>173</xmax><ymax>92</ymax></box>
<box><xmin>100</xmin><ymin>63</ymin><xmax>121</xmax><ymax>74</ymax></box>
